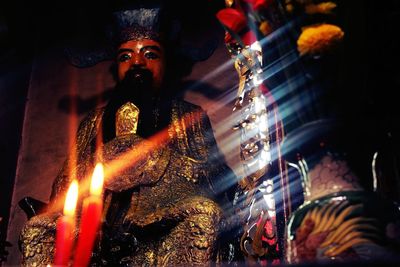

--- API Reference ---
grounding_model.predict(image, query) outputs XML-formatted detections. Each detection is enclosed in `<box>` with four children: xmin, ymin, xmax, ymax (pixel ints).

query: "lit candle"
<box><xmin>54</xmin><ymin>180</ymin><xmax>78</xmax><ymax>266</ymax></box>
<box><xmin>73</xmin><ymin>163</ymin><xmax>104</xmax><ymax>267</ymax></box>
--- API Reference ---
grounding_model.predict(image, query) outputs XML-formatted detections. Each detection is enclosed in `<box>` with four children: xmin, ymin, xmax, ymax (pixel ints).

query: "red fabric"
<box><xmin>241</xmin><ymin>30</ymin><xmax>257</xmax><ymax>45</ymax></box>
<box><xmin>217</xmin><ymin>8</ymin><xmax>258</xmax><ymax>45</ymax></box>
<box><xmin>243</xmin><ymin>0</ymin><xmax>273</xmax><ymax>11</ymax></box>
<box><xmin>216</xmin><ymin>8</ymin><xmax>247</xmax><ymax>33</ymax></box>
<box><xmin>224</xmin><ymin>29</ymin><xmax>257</xmax><ymax>45</ymax></box>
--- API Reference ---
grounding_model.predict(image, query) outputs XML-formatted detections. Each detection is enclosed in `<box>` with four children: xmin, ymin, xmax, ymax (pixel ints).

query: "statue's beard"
<box><xmin>103</xmin><ymin>67</ymin><xmax>165</xmax><ymax>140</ymax></box>
<box><xmin>117</xmin><ymin>67</ymin><xmax>156</xmax><ymax>105</ymax></box>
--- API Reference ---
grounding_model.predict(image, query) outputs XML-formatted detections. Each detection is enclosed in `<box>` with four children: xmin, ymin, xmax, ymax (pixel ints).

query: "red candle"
<box><xmin>73</xmin><ymin>163</ymin><xmax>104</xmax><ymax>267</ymax></box>
<box><xmin>54</xmin><ymin>180</ymin><xmax>78</xmax><ymax>266</ymax></box>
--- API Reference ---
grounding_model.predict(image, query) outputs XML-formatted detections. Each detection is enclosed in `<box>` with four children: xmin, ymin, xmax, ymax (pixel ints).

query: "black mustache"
<box><xmin>123</xmin><ymin>68</ymin><xmax>153</xmax><ymax>86</ymax></box>
<box><xmin>114</xmin><ymin>67</ymin><xmax>156</xmax><ymax>105</ymax></box>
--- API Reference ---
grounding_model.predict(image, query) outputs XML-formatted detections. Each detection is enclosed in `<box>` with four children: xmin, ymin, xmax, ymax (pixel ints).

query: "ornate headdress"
<box><xmin>107</xmin><ymin>1</ymin><xmax>179</xmax><ymax>45</ymax></box>
<box><xmin>65</xmin><ymin>1</ymin><xmax>217</xmax><ymax>68</ymax></box>
<box><xmin>110</xmin><ymin>8</ymin><xmax>163</xmax><ymax>44</ymax></box>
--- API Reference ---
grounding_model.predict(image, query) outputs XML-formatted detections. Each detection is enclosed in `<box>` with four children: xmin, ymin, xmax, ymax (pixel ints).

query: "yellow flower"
<box><xmin>297</xmin><ymin>23</ymin><xmax>344</xmax><ymax>56</ymax></box>
<box><xmin>305</xmin><ymin>2</ymin><xmax>337</xmax><ymax>15</ymax></box>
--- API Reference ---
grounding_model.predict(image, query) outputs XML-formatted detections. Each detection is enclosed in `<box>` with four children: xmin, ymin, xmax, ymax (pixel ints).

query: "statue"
<box><xmin>19</xmin><ymin>3</ymin><xmax>239</xmax><ymax>266</ymax></box>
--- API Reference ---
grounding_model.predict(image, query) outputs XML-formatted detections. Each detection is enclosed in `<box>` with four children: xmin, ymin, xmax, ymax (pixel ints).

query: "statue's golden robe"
<box><xmin>20</xmin><ymin>99</ymin><xmax>237</xmax><ymax>266</ymax></box>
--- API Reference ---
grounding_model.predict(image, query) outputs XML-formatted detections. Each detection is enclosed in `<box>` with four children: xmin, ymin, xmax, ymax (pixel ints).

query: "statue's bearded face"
<box><xmin>117</xmin><ymin>39</ymin><xmax>165</xmax><ymax>92</ymax></box>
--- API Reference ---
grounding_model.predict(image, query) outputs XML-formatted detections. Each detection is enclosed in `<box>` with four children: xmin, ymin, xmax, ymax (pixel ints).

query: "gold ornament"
<box><xmin>115</xmin><ymin>102</ymin><xmax>140</xmax><ymax>136</ymax></box>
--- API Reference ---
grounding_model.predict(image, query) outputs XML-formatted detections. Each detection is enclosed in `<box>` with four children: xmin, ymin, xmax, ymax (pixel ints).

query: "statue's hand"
<box><xmin>102</xmin><ymin>134</ymin><xmax>170</xmax><ymax>192</ymax></box>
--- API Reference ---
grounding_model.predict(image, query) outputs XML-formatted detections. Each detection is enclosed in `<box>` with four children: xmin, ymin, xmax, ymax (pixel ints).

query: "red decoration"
<box><xmin>216</xmin><ymin>8</ymin><xmax>247</xmax><ymax>33</ymax></box>
<box><xmin>240</xmin><ymin>31</ymin><xmax>258</xmax><ymax>46</ymax></box>
<box><xmin>243</xmin><ymin>0</ymin><xmax>272</xmax><ymax>11</ymax></box>
<box><xmin>216</xmin><ymin>8</ymin><xmax>258</xmax><ymax>45</ymax></box>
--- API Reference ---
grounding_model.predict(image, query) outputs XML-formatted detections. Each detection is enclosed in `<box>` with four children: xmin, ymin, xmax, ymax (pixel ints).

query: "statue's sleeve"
<box><xmin>171</xmin><ymin>100</ymin><xmax>238</xmax><ymax>202</ymax></box>
<box><xmin>204</xmin><ymin>112</ymin><xmax>239</xmax><ymax>204</ymax></box>
<box><xmin>50</xmin><ymin>109</ymin><xmax>103</xmax><ymax>201</ymax></box>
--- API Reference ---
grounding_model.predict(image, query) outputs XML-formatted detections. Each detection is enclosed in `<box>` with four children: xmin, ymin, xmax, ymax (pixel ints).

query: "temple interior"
<box><xmin>1</xmin><ymin>0</ymin><xmax>400</xmax><ymax>266</ymax></box>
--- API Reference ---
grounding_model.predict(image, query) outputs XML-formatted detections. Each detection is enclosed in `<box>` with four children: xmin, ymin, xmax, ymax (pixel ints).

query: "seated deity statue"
<box><xmin>19</xmin><ymin>6</ymin><xmax>239</xmax><ymax>266</ymax></box>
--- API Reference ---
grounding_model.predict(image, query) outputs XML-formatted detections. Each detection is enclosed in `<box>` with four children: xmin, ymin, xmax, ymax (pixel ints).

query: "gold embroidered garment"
<box><xmin>20</xmin><ymin>99</ymin><xmax>235</xmax><ymax>266</ymax></box>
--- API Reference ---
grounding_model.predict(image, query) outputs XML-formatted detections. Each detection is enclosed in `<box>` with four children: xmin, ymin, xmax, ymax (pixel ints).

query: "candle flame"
<box><xmin>90</xmin><ymin>163</ymin><xmax>104</xmax><ymax>197</ymax></box>
<box><xmin>63</xmin><ymin>180</ymin><xmax>79</xmax><ymax>216</ymax></box>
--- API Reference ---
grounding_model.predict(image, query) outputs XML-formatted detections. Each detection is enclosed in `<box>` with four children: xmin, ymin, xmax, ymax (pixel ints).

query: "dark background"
<box><xmin>1</xmin><ymin>0</ymin><xmax>400</xmax><ymax>263</ymax></box>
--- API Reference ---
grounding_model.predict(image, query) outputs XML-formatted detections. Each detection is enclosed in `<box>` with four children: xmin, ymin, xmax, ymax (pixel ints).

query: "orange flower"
<box><xmin>297</xmin><ymin>23</ymin><xmax>344</xmax><ymax>56</ymax></box>
<box><xmin>305</xmin><ymin>2</ymin><xmax>337</xmax><ymax>15</ymax></box>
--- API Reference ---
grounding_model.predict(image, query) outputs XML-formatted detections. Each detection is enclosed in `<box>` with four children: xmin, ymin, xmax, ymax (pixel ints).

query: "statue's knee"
<box><xmin>160</xmin><ymin>211</ymin><xmax>220</xmax><ymax>265</ymax></box>
<box><xmin>19</xmin><ymin>213</ymin><xmax>59</xmax><ymax>265</ymax></box>
<box><xmin>182</xmin><ymin>197</ymin><xmax>224</xmax><ymax>247</ymax></box>
<box><xmin>186</xmin><ymin>196</ymin><xmax>223</xmax><ymax>223</ymax></box>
